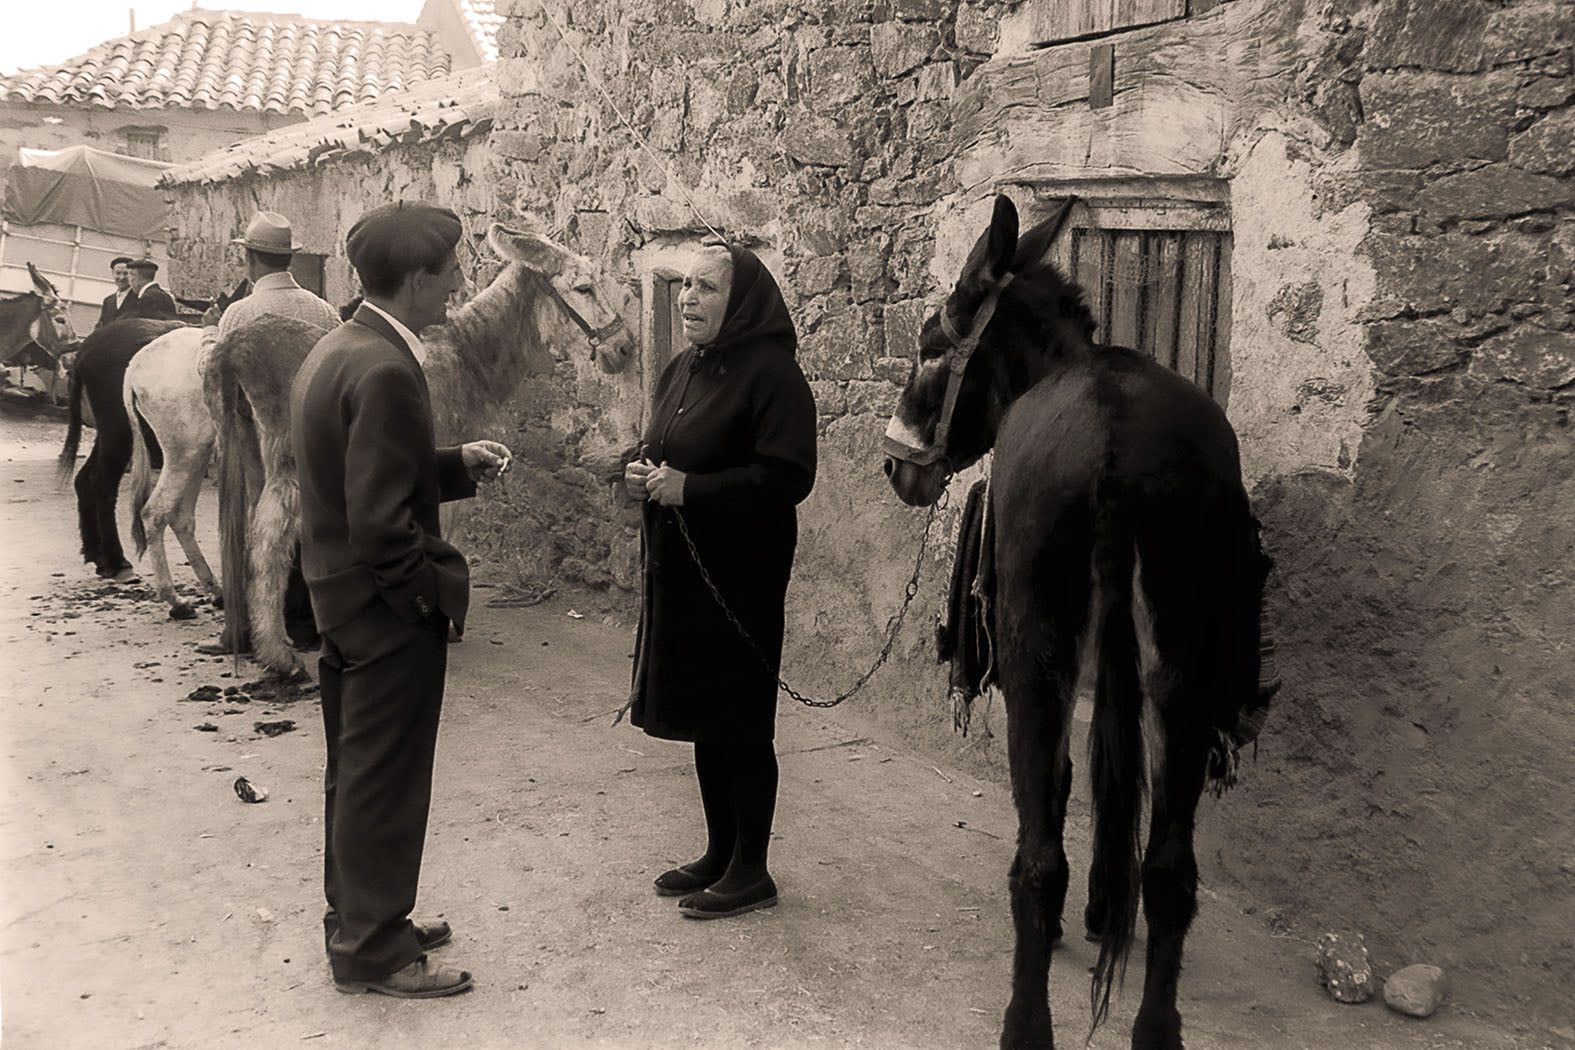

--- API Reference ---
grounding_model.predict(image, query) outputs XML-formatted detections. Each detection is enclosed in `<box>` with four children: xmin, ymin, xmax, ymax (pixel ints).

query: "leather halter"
<box><xmin>541</xmin><ymin>278</ymin><xmax>627</xmax><ymax>357</ymax></box>
<box><xmin>882</xmin><ymin>274</ymin><xmax>1014</xmax><ymax>469</ymax></box>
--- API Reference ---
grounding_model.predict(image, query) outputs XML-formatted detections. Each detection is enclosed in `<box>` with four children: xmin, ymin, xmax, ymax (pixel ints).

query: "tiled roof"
<box><xmin>455</xmin><ymin>0</ymin><xmax>502</xmax><ymax>62</ymax></box>
<box><xmin>162</xmin><ymin>63</ymin><xmax>495</xmax><ymax>185</ymax></box>
<box><xmin>0</xmin><ymin>9</ymin><xmax>452</xmax><ymax>117</ymax></box>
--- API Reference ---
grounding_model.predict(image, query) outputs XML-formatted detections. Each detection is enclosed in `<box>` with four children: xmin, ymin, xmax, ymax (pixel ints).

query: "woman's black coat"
<box><xmin>629</xmin><ymin>248</ymin><xmax>817</xmax><ymax>742</ymax></box>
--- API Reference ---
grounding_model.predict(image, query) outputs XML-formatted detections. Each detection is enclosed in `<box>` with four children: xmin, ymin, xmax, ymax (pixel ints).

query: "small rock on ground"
<box><xmin>1384</xmin><ymin>963</ymin><xmax>1448</xmax><ymax>1018</ymax></box>
<box><xmin>1317</xmin><ymin>932</ymin><xmax>1375</xmax><ymax>1003</ymax></box>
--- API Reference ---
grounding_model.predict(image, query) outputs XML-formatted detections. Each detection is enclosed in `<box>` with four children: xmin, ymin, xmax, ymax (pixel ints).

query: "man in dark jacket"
<box><xmin>94</xmin><ymin>257</ymin><xmax>136</xmax><ymax>330</ymax></box>
<box><xmin>122</xmin><ymin>259</ymin><xmax>177</xmax><ymax>319</ymax></box>
<box><xmin>290</xmin><ymin>201</ymin><xmax>510</xmax><ymax>999</ymax></box>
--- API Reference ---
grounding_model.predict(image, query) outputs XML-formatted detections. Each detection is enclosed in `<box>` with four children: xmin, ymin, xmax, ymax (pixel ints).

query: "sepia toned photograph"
<box><xmin>0</xmin><ymin>0</ymin><xmax>1569</xmax><ymax>1046</ymax></box>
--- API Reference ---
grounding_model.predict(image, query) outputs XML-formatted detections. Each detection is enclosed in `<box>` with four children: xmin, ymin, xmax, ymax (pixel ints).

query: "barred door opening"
<box><xmin>1025</xmin><ymin>182</ymin><xmax>1233</xmax><ymax>403</ymax></box>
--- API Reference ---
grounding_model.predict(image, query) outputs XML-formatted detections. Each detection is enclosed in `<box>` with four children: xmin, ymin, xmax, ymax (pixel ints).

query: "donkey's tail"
<box><xmin>125</xmin><ymin>378</ymin><xmax>152</xmax><ymax>557</ymax></box>
<box><xmin>56</xmin><ymin>365</ymin><xmax>85</xmax><ymax>485</ymax></box>
<box><xmin>216</xmin><ymin>343</ymin><xmax>254</xmax><ymax>660</ymax></box>
<box><xmin>1087</xmin><ymin>484</ymin><xmax>1146</xmax><ymax>1034</ymax></box>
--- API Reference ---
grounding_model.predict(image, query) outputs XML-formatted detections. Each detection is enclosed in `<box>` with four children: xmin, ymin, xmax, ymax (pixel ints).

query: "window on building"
<box><xmin>121</xmin><ymin>127</ymin><xmax>166</xmax><ymax>161</ymax></box>
<box><xmin>1024</xmin><ymin>182</ymin><xmax>1232</xmax><ymax>401</ymax></box>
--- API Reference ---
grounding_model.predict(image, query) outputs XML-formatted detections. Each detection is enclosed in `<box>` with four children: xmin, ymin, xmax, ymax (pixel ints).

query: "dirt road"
<box><xmin>0</xmin><ymin>417</ymin><xmax>1541</xmax><ymax>1049</ymax></box>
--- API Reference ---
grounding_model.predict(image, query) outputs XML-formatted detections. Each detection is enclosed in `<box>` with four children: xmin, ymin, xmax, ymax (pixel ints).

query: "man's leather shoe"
<box><xmin>415</xmin><ymin>919</ymin><xmax>452</xmax><ymax>950</ymax></box>
<box><xmin>335</xmin><ymin>957</ymin><xmax>472</xmax><ymax>998</ymax></box>
<box><xmin>678</xmin><ymin>875</ymin><xmax>778</xmax><ymax>920</ymax></box>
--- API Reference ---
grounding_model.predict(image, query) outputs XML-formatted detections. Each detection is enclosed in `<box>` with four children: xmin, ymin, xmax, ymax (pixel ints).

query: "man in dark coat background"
<box><xmin>94</xmin><ymin>256</ymin><xmax>136</xmax><ymax>330</ymax></box>
<box><xmin>122</xmin><ymin>259</ymin><xmax>177</xmax><ymax>319</ymax></box>
<box><xmin>290</xmin><ymin>201</ymin><xmax>511</xmax><ymax>998</ymax></box>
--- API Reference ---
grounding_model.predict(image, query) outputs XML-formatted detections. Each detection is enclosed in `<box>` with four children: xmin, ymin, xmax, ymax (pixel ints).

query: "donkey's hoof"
<box><xmin>168</xmin><ymin>602</ymin><xmax>197</xmax><ymax>621</ymax></box>
<box><xmin>211</xmin><ymin>593</ymin><xmax>225</xmax><ymax>611</ymax></box>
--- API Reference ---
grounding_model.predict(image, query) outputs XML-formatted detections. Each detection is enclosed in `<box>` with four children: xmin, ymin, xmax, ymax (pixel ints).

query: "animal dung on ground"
<box><xmin>1316</xmin><ymin>932</ymin><xmax>1375</xmax><ymax>1003</ymax></box>
<box><xmin>254</xmin><ymin>720</ymin><xmax>296</xmax><ymax>737</ymax></box>
<box><xmin>185</xmin><ymin>685</ymin><xmax>223</xmax><ymax>703</ymax></box>
<box><xmin>194</xmin><ymin>722</ymin><xmax>219</xmax><ymax>732</ymax></box>
<box><xmin>1383</xmin><ymin>964</ymin><xmax>1447</xmax><ymax>1018</ymax></box>
<box><xmin>234</xmin><ymin>776</ymin><xmax>269</xmax><ymax>803</ymax></box>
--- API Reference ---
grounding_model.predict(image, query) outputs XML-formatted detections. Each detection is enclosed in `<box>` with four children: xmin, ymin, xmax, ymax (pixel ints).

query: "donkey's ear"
<box><xmin>1012</xmin><ymin>197</ymin><xmax>1076</xmax><ymax>273</ymax></box>
<box><xmin>488</xmin><ymin>222</ymin><xmax>572</xmax><ymax>274</ymax></box>
<box><xmin>27</xmin><ymin>262</ymin><xmax>58</xmax><ymax>300</ymax></box>
<box><xmin>961</xmin><ymin>195</ymin><xmax>1019</xmax><ymax>290</ymax></box>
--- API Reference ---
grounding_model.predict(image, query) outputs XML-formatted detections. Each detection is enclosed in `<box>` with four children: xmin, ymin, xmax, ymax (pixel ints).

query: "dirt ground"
<box><xmin>0</xmin><ymin>415</ymin><xmax>1551</xmax><ymax>1050</ymax></box>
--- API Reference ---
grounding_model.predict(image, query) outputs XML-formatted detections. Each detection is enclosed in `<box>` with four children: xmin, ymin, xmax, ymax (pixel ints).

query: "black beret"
<box><xmin>346</xmin><ymin>201</ymin><xmax>463</xmax><ymax>288</ymax></box>
<box><xmin>110</xmin><ymin>256</ymin><xmax>134</xmax><ymax>269</ymax></box>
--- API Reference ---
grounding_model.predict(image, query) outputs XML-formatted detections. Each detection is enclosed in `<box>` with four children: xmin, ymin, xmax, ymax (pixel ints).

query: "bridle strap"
<box><xmin>541</xmin><ymin>278</ymin><xmax>626</xmax><ymax>350</ymax></box>
<box><xmin>924</xmin><ymin>273</ymin><xmax>1014</xmax><ymax>461</ymax></box>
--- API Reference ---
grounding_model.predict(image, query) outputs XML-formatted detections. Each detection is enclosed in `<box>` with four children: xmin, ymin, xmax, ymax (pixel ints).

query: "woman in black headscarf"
<box><xmin>623</xmin><ymin>241</ymin><xmax>816</xmax><ymax>919</ymax></box>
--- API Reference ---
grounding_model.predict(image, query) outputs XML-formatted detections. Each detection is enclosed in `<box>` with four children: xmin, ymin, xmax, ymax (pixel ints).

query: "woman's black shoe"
<box><xmin>677</xmin><ymin>875</ymin><xmax>778</xmax><ymax>919</ymax></box>
<box><xmin>653</xmin><ymin>864</ymin><xmax>720</xmax><ymax>897</ymax></box>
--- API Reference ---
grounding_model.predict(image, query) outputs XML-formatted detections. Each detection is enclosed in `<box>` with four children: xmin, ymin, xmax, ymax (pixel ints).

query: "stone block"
<box><xmin>916</xmin><ymin>61</ymin><xmax>957</xmax><ymax>101</ymax></box>
<box><xmin>808</xmin><ymin>45</ymin><xmax>876</xmax><ymax>107</ymax></box>
<box><xmin>803</xmin><ymin>302</ymin><xmax>880</xmax><ymax>379</ymax></box>
<box><xmin>870</xmin><ymin>22</ymin><xmax>938</xmax><ymax>77</ymax></box>
<box><xmin>784</xmin><ymin>112</ymin><xmax>856</xmax><ymax>167</ymax></box>
<box><xmin>955</xmin><ymin>3</ymin><xmax>998</xmax><ymax>53</ymax></box>
<box><xmin>883</xmin><ymin>298</ymin><xmax>930</xmax><ymax>358</ymax></box>
<box><xmin>848</xmin><ymin>232</ymin><xmax>893</xmax><ymax>301</ymax></box>
<box><xmin>1363</xmin><ymin>316</ymin><xmax>1475</xmax><ymax>376</ymax></box>
<box><xmin>491</xmin><ymin>129</ymin><xmax>546</xmax><ymax>162</ymax></box>
<box><xmin>1416</xmin><ymin>168</ymin><xmax>1573</xmax><ymax>223</ymax></box>
<box><xmin>846</xmin><ymin>379</ymin><xmax>897</xmax><ymax>415</ymax></box>
<box><xmin>1365</xmin><ymin>0</ymin><xmax>1490</xmax><ymax>72</ymax></box>
<box><xmin>1518</xmin><ymin>76</ymin><xmax>1575</xmax><ymax>110</ymax></box>
<box><xmin>894</xmin><ymin>0</ymin><xmax>943</xmax><ymax>20</ymax></box>
<box><xmin>1474</xmin><ymin>324</ymin><xmax>1575</xmax><ymax>389</ymax></box>
<box><xmin>1358</xmin><ymin>72</ymin><xmax>1514</xmax><ymax>169</ymax></box>
<box><xmin>1383</xmin><ymin>964</ymin><xmax>1449</xmax><ymax>1019</ymax></box>
<box><xmin>794</xmin><ymin>256</ymin><xmax>844</xmax><ymax>296</ymax></box>
<box><xmin>1509</xmin><ymin>109</ymin><xmax>1575</xmax><ymax>177</ymax></box>
<box><xmin>1316</xmin><ymin>932</ymin><xmax>1375</xmax><ymax>1004</ymax></box>
<box><xmin>1366</xmin><ymin>231</ymin><xmax>1553</xmax><ymax>314</ymax></box>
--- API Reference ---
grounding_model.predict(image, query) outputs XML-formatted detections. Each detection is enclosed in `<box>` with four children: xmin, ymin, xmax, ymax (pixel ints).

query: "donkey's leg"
<box><xmin>170</xmin><ymin>444</ymin><xmax>221</xmax><ymax>600</ymax></box>
<box><xmin>155</xmin><ymin>449</ymin><xmax>214</xmax><ymax>619</ymax></box>
<box><xmin>1130</xmin><ymin>716</ymin><xmax>1208</xmax><ymax>1050</ymax></box>
<box><xmin>1127</xmin><ymin>523</ymin><xmax>1213</xmax><ymax>1050</ymax></box>
<box><xmin>999</xmin><ymin>550</ymin><xmax>1091</xmax><ymax>1049</ymax></box>
<box><xmin>247</xmin><ymin>473</ymin><xmax>305</xmax><ymax>677</ymax></box>
<box><xmin>139</xmin><ymin>468</ymin><xmax>183</xmax><ymax>616</ymax></box>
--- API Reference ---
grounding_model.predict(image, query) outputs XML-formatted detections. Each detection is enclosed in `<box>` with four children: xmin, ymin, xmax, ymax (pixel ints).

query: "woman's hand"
<box><xmin>645</xmin><ymin>461</ymin><xmax>686</xmax><ymax>506</ymax></box>
<box><xmin>623</xmin><ymin>458</ymin><xmax>655</xmax><ymax>501</ymax></box>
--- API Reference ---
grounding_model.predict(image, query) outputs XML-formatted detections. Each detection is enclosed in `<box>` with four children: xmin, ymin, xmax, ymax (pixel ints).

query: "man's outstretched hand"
<box><xmin>462</xmin><ymin>440</ymin><xmax>512</xmax><ymax>483</ymax></box>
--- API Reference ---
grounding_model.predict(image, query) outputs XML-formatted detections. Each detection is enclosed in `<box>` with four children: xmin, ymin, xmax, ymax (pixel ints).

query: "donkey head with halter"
<box><xmin>484</xmin><ymin>223</ymin><xmax>635</xmax><ymax>375</ymax></box>
<box><xmin>882</xmin><ymin>195</ymin><xmax>1079</xmax><ymax>507</ymax></box>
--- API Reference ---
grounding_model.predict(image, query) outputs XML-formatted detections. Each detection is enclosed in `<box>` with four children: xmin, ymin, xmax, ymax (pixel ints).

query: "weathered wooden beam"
<box><xmin>952</xmin><ymin>0</ymin><xmax>1294</xmax><ymax>187</ymax></box>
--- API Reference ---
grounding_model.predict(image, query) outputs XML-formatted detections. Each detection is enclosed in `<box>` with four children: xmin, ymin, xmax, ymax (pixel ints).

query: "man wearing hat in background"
<box><xmin>122</xmin><ymin>258</ymin><xmax>177</xmax><ymax>320</ymax></box>
<box><xmin>291</xmin><ymin>200</ymin><xmax>510</xmax><ymax>998</ymax></box>
<box><xmin>219</xmin><ymin>211</ymin><xmax>340</xmax><ymax>337</ymax></box>
<box><xmin>194</xmin><ymin>211</ymin><xmax>342</xmax><ymax>660</ymax></box>
<box><xmin>94</xmin><ymin>256</ymin><xmax>137</xmax><ymax>330</ymax></box>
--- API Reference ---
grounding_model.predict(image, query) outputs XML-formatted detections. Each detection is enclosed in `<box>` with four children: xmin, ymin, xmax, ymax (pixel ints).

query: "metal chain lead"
<box><xmin>668</xmin><ymin>491</ymin><xmax>947</xmax><ymax>708</ymax></box>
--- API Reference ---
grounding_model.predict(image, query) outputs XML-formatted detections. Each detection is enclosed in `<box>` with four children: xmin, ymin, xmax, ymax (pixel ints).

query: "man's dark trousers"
<box><xmin>319</xmin><ymin>600</ymin><xmax>449</xmax><ymax>982</ymax></box>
